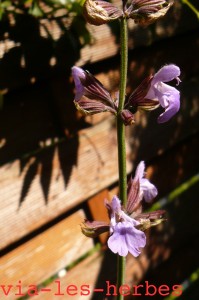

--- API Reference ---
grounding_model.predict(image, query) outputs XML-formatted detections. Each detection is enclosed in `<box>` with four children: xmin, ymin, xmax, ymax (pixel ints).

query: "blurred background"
<box><xmin>0</xmin><ymin>0</ymin><xmax>199</xmax><ymax>299</ymax></box>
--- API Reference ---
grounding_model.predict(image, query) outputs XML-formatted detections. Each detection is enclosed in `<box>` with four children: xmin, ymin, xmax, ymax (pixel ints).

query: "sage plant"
<box><xmin>72</xmin><ymin>0</ymin><xmax>181</xmax><ymax>299</ymax></box>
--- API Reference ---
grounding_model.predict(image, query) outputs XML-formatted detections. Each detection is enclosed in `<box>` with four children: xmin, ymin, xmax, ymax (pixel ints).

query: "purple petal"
<box><xmin>110</xmin><ymin>196</ymin><xmax>121</xmax><ymax>214</ymax></box>
<box><xmin>130</xmin><ymin>161</ymin><xmax>158</xmax><ymax>204</ymax></box>
<box><xmin>72</xmin><ymin>66</ymin><xmax>85</xmax><ymax>100</ymax></box>
<box><xmin>105</xmin><ymin>196</ymin><xmax>121</xmax><ymax>228</ymax></box>
<box><xmin>121</xmin><ymin>212</ymin><xmax>140</xmax><ymax>226</ymax></box>
<box><xmin>140</xmin><ymin>178</ymin><xmax>158</xmax><ymax>202</ymax></box>
<box><xmin>157</xmin><ymin>86</ymin><xmax>180</xmax><ymax>123</ymax></box>
<box><xmin>134</xmin><ymin>161</ymin><xmax>145</xmax><ymax>181</ymax></box>
<box><xmin>108</xmin><ymin>222</ymin><xmax>146</xmax><ymax>257</ymax></box>
<box><xmin>152</xmin><ymin>64</ymin><xmax>180</xmax><ymax>84</ymax></box>
<box><xmin>145</xmin><ymin>64</ymin><xmax>181</xmax><ymax>123</ymax></box>
<box><xmin>108</xmin><ymin>224</ymin><xmax>129</xmax><ymax>256</ymax></box>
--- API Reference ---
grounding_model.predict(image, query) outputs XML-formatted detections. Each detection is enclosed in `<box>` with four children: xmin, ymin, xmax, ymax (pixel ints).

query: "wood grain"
<box><xmin>0</xmin><ymin>118</ymin><xmax>132</xmax><ymax>249</ymax></box>
<box><xmin>88</xmin><ymin>189</ymin><xmax>110</xmax><ymax>244</ymax></box>
<box><xmin>0</xmin><ymin>210</ymin><xmax>93</xmax><ymax>300</ymax></box>
<box><xmin>34</xmin><ymin>251</ymin><xmax>104</xmax><ymax>300</ymax></box>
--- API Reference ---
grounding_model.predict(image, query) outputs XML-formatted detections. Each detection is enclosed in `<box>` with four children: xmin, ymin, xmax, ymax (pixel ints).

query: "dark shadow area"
<box><xmin>0</xmin><ymin>12</ymin><xmax>91</xmax><ymax>205</ymax></box>
<box><xmin>107</xmin><ymin>1</ymin><xmax>199</xmax><ymax>52</ymax></box>
<box><xmin>0</xmin><ymin>13</ymin><xmax>88</xmax><ymax>89</ymax></box>
<box><xmin>91</xmin><ymin>249</ymin><xmax>118</xmax><ymax>300</ymax></box>
<box><xmin>125</xmin><ymin>183</ymin><xmax>199</xmax><ymax>299</ymax></box>
<box><xmin>0</xmin><ymin>74</ymin><xmax>86</xmax><ymax>205</ymax></box>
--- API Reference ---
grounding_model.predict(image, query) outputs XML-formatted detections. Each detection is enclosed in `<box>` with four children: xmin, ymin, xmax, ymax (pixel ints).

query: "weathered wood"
<box><xmin>0</xmin><ymin>210</ymin><xmax>93</xmax><ymax>300</ymax></box>
<box><xmin>0</xmin><ymin>82</ymin><xmax>61</xmax><ymax>165</ymax></box>
<box><xmin>33</xmin><ymin>246</ymin><xmax>150</xmax><ymax>300</ymax></box>
<box><xmin>0</xmin><ymin>75</ymin><xmax>109</xmax><ymax>166</ymax></box>
<box><xmin>0</xmin><ymin>1</ymin><xmax>199</xmax><ymax>90</ymax></box>
<box><xmin>87</xmin><ymin>189</ymin><xmax>110</xmax><ymax>244</ymax></box>
<box><xmin>34</xmin><ymin>251</ymin><xmax>104</xmax><ymax>300</ymax></box>
<box><xmin>145</xmin><ymin>134</ymin><xmax>199</xmax><ymax>199</ymax></box>
<box><xmin>0</xmin><ymin>118</ymin><xmax>132</xmax><ymax>249</ymax></box>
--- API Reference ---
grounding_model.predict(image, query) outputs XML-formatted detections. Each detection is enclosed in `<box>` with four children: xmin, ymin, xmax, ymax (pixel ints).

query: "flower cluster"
<box><xmin>81</xmin><ymin>161</ymin><xmax>165</xmax><ymax>257</ymax></box>
<box><xmin>72</xmin><ymin>64</ymin><xmax>181</xmax><ymax>125</ymax></box>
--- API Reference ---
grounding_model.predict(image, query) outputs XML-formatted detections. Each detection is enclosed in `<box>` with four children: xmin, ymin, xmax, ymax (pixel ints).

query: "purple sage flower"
<box><xmin>134</xmin><ymin>161</ymin><xmax>158</xmax><ymax>203</ymax></box>
<box><xmin>125</xmin><ymin>64</ymin><xmax>181</xmax><ymax>125</ymax></box>
<box><xmin>145</xmin><ymin>64</ymin><xmax>181</xmax><ymax>123</ymax></box>
<box><xmin>81</xmin><ymin>162</ymin><xmax>165</xmax><ymax>257</ymax></box>
<box><xmin>107</xmin><ymin>196</ymin><xmax>146</xmax><ymax>257</ymax></box>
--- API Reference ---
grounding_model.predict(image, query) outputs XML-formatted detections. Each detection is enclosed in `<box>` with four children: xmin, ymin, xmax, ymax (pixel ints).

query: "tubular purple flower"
<box><xmin>81</xmin><ymin>192</ymin><xmax>165</xmax><ymax>256</ymax></box>
<box><xmin>145</xmin><ymin>64</ymin><xmax>181</xmax><ymax>123</ymax></box>
<box><xmin>107</xmin><ymin>196</ymin><xmax>146</xmax><ymax>257</ymax></box>
<box><xmin>134</xmin><ymin>161</ymin><xmax>158</xmax><ymax>202</ymax></box>
<box><xmin>72</xmin><ymin>66</ymin><xmax>117</xmax><ymax>115</ymax></box>
<box><xmin>81</xmin><ymin>164</ymin><xmax>165</xmax><ymax>257</ymax></box>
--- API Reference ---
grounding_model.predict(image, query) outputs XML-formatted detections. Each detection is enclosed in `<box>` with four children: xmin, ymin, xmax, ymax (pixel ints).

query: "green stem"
<box><xmin>116</xmin><ymin>17</ymin><xmax>128</xmax><ymax>300</ymax></box>
<box><xmin>182</xmin><ymin>0</ymin><xmax>199</xmax><ymax>19</ymax></box>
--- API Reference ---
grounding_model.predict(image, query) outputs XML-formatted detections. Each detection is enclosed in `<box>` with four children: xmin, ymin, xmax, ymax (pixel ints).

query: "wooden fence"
<box><xmin>0</xmin><ymin>1</ymin><xmax>199</xmax><ymax>299</ymax></box>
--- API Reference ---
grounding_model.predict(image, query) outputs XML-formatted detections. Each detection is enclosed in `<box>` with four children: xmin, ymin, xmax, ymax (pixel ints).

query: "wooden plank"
<box><xmin>0</xmin><ymin>2</ymin><xmax>199</xmax><ymax>90</ymax></box>
<box><xmin>0</xmin><ymin>74</ymin><xmax>108</xmax><ymax>166</ymax></box>
<box><xmin>0</xmin><ymin>82</ymin><xmax>61</xmax><ymax>165</ymax></box>
<box><xmin>34</xmin><ymin>246</ymin><xmax>150</xmax><ymax>300</ymax></box>
<box><xmin>145</xmin><ymin>134</ymin><xmax>199</xmax><ymax>199</ymax></box>
<box><xmin>34</xmin><ymin>251</ymin><xmax>104</xmax><ymax>300</ymax></box>
<box><xmin>0</xmin><ymin>118</ymin><xmax>132</xmax><ymax>249</ymax></box>
<box><xmin>0</xmin><ymin>210</ymin><xmax>93</xmax><ymax>300</ymax></box>
<box><xmin>87</xmin><ymin>189</ymin><xmax>110</xmax><ymax>244</ymax></box>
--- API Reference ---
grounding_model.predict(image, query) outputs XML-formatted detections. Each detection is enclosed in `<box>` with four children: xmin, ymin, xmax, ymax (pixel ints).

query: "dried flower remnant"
<box><xmin>126</xmin><ymin>0</ymin><xmax>173</xmax><ymax>26</ymax></box>
<box><xmin>72</xmin><ymin>66</ymin><xmax>117</xmax><ymax>115</ymax></box>
<box><xmin>123</xmin><ymin>64</ymin><xmax>181</xmax><ymax>124</ymax></box>
<box><xmin>83</xmin><ymin>0</ymin><xmax>123</xmax><ymax>25</ymax></box>
<box><xmin>81</xmin><ymin>161</ymin><xmax>165</xmax><ymax>257</ymax></box>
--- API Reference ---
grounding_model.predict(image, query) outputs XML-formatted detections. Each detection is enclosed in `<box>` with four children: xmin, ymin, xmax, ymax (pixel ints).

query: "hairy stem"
<box><xmin>116</xmin><ymin>17</ymin><xmax>128</xmax><ymax>300</ymax></box>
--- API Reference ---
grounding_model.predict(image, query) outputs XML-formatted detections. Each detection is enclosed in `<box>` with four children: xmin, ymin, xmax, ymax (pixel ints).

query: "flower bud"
<box><xmin>83</xmin><ymin>0</ymin><xmax>123</xmax><ymax>26</ymax></box>
<box><xmin>81</xmin><ymin>220</ymin><xmax>110</xmax><ymax>238</ymax></box>
<box><xmin>126</xmin><ymin>0</ymin><xmax>173</xmax><ymax>26</ymax></box>
<box><xmin>120</xmin><ymin>109</ymin><xmax>135</xmax><ymax>126</ymax></box>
